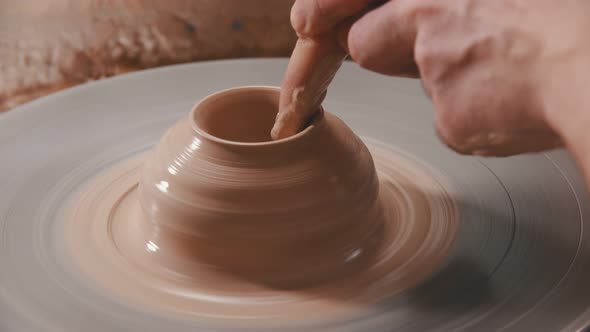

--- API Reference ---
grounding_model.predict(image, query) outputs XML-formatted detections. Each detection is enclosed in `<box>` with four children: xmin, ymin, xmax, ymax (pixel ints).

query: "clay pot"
<box><xmin>137</xmin><ymin>86</ymin><xmax>385</xmax><ymax>288</ymax></box>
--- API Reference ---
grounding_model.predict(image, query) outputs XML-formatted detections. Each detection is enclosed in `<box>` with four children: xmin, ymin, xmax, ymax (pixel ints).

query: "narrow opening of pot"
<box><xmin>194</xmin><ymin>88</ymin><xmax>288</xmax><ymax>143</ymax></box>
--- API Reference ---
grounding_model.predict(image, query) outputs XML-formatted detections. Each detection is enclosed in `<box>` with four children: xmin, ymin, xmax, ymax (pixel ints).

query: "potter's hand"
<box><xmin>271</xmin><ymin>0</ymin><xmax>397</xmax><ymax>140</ymax></box>
<box><xmin>277</xmin><ymin>0</ymin><xmax>590</xmax><ymax>165</ymax></box>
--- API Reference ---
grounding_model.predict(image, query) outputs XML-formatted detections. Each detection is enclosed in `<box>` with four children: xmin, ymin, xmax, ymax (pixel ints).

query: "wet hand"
<box><xmin>280</xmin><ymin>0</ymin><xmax>590</xmax><ymax>159</ymax></box>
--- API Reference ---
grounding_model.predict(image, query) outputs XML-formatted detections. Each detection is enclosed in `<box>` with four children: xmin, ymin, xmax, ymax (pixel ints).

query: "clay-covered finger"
<box><xmin>272</xmin><ymin>36</ymin><xmax>346</xmax><ymax>140</ymax></box>
<box><xmin>291</xmin><ymin>0</ymin><xmax>376</xmax><ymax>37</ymax></box>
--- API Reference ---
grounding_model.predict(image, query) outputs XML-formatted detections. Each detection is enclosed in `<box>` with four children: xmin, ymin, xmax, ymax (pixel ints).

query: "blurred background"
<box><xmin>0</xmin><ymin>0</ymin><xmax>297</xmax><ymax>112</ymax></box>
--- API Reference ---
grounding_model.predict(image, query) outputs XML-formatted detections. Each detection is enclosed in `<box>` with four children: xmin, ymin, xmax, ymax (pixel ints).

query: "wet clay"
<box><xmin>137</xmin><ymin>86</ymin><xmax>387</xmax><ymax>289</ymax></box>
<box><xmin>66</xmin><ymin>86</ymin><xmax>458</xmax><ymax>325</ymax></box>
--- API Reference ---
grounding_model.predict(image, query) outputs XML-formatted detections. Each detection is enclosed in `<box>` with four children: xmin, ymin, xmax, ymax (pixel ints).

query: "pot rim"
<box><xmin>189</xmin><ymin>85</ymin><xmax>323</xmax><ymax>147</ymax></box>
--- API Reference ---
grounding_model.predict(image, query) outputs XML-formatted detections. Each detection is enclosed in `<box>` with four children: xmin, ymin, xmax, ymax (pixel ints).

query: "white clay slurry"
<box><xmin>65</xmin><ymin>87</ymin><xmax>458</xmax><ymax>327</ymax></box>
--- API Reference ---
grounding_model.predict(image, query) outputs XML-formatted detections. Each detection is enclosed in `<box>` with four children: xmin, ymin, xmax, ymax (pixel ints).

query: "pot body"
<box><xmin>138</xmin><ymin>86</ymin><xmax>384</xmax><ymax>287</ymax></box>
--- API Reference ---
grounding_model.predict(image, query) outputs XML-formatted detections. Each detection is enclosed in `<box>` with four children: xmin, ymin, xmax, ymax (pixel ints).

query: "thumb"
<box><xmin>346</xmin><ymin>0</ymin><xmax>426</xmax><ymax>77</ymax></box>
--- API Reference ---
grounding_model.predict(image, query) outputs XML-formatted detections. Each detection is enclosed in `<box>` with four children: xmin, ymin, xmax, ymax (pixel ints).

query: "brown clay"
<box><xmin>66</xmin><ymin>86</ymin><xmax>458</xmax><ymax>322</ymax></box>
<box><xmin>136</xmin><ymin>86</ymin><xmax>383</xmax><ymax>288</ymax></box>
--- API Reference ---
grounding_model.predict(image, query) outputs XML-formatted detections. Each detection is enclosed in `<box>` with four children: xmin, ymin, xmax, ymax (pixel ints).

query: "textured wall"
<box><xmin>0</xmin><ymin>0</ymin><xmax>297</xmax><ymax>111</ymax></box>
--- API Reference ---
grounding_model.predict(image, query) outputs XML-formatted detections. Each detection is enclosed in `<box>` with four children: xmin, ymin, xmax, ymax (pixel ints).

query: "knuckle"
<box><xmin>436</xmin><ymin>123</ymin><xmax>470</xmax><ymax>155</ymax></box>
<box><xmin>434</xmin><ymin>99</ymin><xmax>473</xmax><ymax>154</ymax></box>
<box><xmin>290</xmin><ymin>0</ymin><xmax>326</xmax><ymax>36</ymax></box>
<box><xmin>290</xmin><ymin>1</ymin><xmax>308</xmax><ymax>35</ymax></box>
<box><xmin>414</xmin><ymin>40</ymin><xmax>437</xmax><ymax>78</ymax></box>
<box><xmin>347</xmin><ymin>24</ymin><xmax>372</xmax><ymax>69</ymax></box>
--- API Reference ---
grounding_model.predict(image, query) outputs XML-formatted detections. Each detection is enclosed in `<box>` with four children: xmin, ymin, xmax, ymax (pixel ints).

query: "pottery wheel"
<box><xmin>1</xmin><ymin>59</ymin><xmax>590</xmax><ymax>331</ymax></box>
